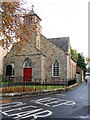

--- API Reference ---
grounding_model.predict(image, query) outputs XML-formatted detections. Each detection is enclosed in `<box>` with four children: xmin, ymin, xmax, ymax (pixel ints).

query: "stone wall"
<box><xmin>66</xmin><ymin>38</ymin><xmax>77</xmax><ymax>81</ymax></box>
<box><xmin>4</xmin><ymin>54</ymin><xmax>43</xmax><ymax>82</ymax></box>
<box><xmin>67</xmin><ymin>55</ymin><xmax>77</xmax><ymax>81</ymax></box>
<box><xmin>40</xmin><ymin>34</ymin><xmax>67</xmax><ymax>84</ymax></box>
<box><xmin>3</xmin><ymin>41</ymin><xmax>43</xmax><ymax>82</ymax></box>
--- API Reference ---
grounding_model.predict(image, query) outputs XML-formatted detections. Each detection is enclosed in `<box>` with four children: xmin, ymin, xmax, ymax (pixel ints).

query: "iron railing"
<box><xmin>1</xmin><ymin>76</ymin><xmax>76</xmax><ymax>93</ymax></box>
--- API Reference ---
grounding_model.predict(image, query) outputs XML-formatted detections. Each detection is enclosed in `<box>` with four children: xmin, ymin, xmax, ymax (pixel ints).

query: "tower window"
<box><xmin>29</xmin><ymin>17</ymin><xmax>32</xmax><ymax>22</ymax></box>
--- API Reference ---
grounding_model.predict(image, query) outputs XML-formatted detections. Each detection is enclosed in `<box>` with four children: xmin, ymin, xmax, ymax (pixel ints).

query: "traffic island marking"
<box><xmin>0</xmin><ymin>99</ymin><xmax>11</xmax><ymax>103</ymax></box>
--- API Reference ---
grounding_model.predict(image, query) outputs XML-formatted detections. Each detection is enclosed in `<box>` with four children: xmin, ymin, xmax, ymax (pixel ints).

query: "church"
<box><xmin>3</xmin><ymin>8</ymin><xmax>77</xmax><ymax>85</ymax></box>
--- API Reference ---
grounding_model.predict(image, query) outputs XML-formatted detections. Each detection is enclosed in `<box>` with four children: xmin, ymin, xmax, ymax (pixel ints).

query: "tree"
<box><xmin>86</xmin><ymin>58</ymin><xmax>90</xmax><ymax>73</ymax></box>
<box><xmin>71</xmin><ymin>47</ymin><xmax>87</xmax><ymax>76</ymax></box>
<box><xmin>71</xmin><ymin>47</ymin><xmax>78</xmax><ymax>62</ymax></box>
<box><xmin>77</xmin><ymin>53</ymin><xmax>87</xmax><ymax>76</ymax></box>
<box><xmin>0</xmin><ymin>1</ymin><xmax>36</xmax><ymax>50</ymax></box>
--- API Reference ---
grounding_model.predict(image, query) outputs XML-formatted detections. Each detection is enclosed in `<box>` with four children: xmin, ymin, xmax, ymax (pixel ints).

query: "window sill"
<box><xmin>52</xmin><ymin>76</ymin><xmax>60</xmax><ymax>78</ymax></box>
<box><xmin>6</xmin><ymin>76</ymin><xmax>14</xmax><ymax>78</ymax></box>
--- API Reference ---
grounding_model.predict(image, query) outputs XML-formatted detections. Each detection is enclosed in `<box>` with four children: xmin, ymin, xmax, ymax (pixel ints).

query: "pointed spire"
<box><xmin>31</xmin><ymin>4</ymin><xmax>34</xmax><ymax>11</ymax></box>
<box><xmin>29</xmin><ymin>4</ymin><xmax>36</xmax><ymax>15</ymax></box>
<box><xmin>28</xmin><ymin>5</ymin><xmax>41</xmax><ymax>21</ymax></box>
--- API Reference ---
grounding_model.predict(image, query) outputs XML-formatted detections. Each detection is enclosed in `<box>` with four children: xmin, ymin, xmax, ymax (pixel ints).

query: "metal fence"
<box><xmin>1</xmin><ymin>76</ymin><xmax>76</xmax><ymax>93</ymax></box>
<box><xmin>3</xmin><ymin>76</ymin><xmax>68</xmax><ymax>85</ymax></box>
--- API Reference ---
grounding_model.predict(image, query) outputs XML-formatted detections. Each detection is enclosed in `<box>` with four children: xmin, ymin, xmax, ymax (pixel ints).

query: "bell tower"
<box><xmin>23</xmin><ymin>5</ymin><xmax>42</xmax><ymax>50</ymax></box>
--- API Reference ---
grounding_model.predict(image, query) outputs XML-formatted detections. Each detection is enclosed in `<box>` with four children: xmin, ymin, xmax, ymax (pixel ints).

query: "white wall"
<box><xmin>76</xmin><ymin>74</ymin><xmax>81</xmax><ymax>83</ymax></box>
<box><xmin>88</xmin><ymin>61</ymin><xmax>90</xmax><ymax>67</ymax></box>
<box><xmin>0</xmin><ymin>47</ymin><xmax>7</xmax><ymax>76</ymax></box>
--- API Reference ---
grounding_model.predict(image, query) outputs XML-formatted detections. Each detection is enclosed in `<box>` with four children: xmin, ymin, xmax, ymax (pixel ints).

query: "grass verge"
<box><xmin>1</xmin><ymin>85</ymin><xmax>66</xmax><ymax>93</ymax></box>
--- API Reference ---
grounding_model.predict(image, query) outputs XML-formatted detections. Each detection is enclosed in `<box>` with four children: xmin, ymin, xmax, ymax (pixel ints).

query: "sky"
<box><xmin>23</xmin><ymin>0</ymin><xmax>88</xmax><ymax>58</ymax></box>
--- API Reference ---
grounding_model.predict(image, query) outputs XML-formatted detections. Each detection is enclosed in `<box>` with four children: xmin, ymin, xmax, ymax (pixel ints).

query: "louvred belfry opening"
<box><xmin>23</xmin><ymin>58</ymin><xmax>32</xmax><ymax>81</ymax></box>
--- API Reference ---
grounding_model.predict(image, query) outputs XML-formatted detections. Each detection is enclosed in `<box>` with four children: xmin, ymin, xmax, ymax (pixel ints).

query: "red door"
<box><xmin>23</xmin><ymin>68</ymin><xmax>32</xmax><ymax>81</ymax></box>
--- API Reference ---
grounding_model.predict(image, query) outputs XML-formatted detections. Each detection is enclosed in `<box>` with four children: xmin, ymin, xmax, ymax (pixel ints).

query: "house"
<box><xmin>86</xmin><ymin>58</ymin><xmax>90</xmax><ymax>80</ymax></box>
<box><xmin>3</xmin><ymin>8</ymin><xmax>77</xmax><ymax>85</ymax></box>
<box><xmin>0</xmin><ymin>46</ymin><xmax>7</xmax><ymax>80</ymax></box>
<box><xmin>76</xmin><ymin>65</ymin><xmax>84</xmax><ymax>83</ymax></box>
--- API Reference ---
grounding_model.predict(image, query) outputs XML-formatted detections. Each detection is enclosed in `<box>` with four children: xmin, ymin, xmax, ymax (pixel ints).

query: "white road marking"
<box><xmin>79</xmin><ymin>97</ymin><xmax>88</xmax><ymax>100</ymax></box>
<box><xmin>75</xmin><ymin>115</ymin><xmax>88</xmax><ymax>118</ymax></box>
<box><xmin>34</xmin><ymin>97</ymin><xmax>76</xmax><ymax>107</ymax></box>
<box><xmin>34</xmin><ymin>97</ymin><xmax>51</xmax><ymax>102</ymax></box>
<box><xmin>56</xmin><ymin>94</ymin><xmax>65</xmax><ymax>96</ymax></box>
<box><xmin>17</xmin><ymin>110</ymin><xmax>52</xmax><ymax>120</ymax></box>
<box><xmin>35</xmin><ymin>97</ymin><xmax>58</xmax><ymax>105</ymax></box>
<box><xmin>1</xmin><ymin>102</ymin><xmax>22</xmax><ymax>106</ymax></box>
<box><xmin>0</xmin><ymin>102</ymin><xmax>26</xmax><ymax>109</ymax></box>
<box><xmin>2</xmin><ymin>105</ymin><xmax>37</xmax><ymax>115</ymax></box>
<box><xmin>52</xmin><ymin>100</ymin><xmax>76</xmax><ymax>107</ymax></box>
<box><xmin>44</xmin><ymin>99</ymin><xmax>67</xmax><ymax>107</ymax></box>
<box><xmin>13</xmin><ymin>108</ymin><xmax>43</xmax><ymax>119</ymax></box>
<box><xmin>1</xmin><ymin>102</ymin><xmax>52</xmax><ymax>120</ymax></box>
<box><xmin>1</xmin><ymin>97</ymin><xmax>76</xmax><ymax>120</ymax></box>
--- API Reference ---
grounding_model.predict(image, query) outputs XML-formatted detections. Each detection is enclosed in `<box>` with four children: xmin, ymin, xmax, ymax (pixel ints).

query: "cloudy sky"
<box><xmin>24</xmin><ymin>0</ymin><xmax>88</xmax><ymax>57</ymax></box>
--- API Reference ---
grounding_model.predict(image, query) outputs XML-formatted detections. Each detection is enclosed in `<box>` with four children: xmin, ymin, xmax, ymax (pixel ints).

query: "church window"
<box><xmin>6</xmin><ymin>63</ymin><xmax>15</xmax><ymax>77</ymax></box>
<box><xmin>52</xmin><ymin>60</ymin><xmax>60</xmax><ymax>77</ymax></box>
<box><xmin>6</xmin><ymin>65</ymin><xmax>12</xmax><ymax>76</ymax></box>
<box><xmin>23</xmin><ymin>58</ymin><xmax>32</xmax><ymax>68</ymax></box>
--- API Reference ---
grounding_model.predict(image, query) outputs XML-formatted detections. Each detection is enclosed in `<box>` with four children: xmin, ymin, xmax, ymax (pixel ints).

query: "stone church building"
<box><xmin>3</xmin><ymin>8</ymin><xmax>77</xmax><ymax>85</ymax></box>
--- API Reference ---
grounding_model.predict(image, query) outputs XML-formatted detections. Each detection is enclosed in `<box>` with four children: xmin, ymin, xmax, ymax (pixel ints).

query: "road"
<box><xmin>1</xmin><ymin>81</ymin><xmax>89</xmax><ymax>120</ymax></box>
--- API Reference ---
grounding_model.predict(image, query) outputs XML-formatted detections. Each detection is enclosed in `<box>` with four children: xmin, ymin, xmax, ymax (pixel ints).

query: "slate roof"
<box><xmin>48</xmin><ymin>37</ymin><xmax>69</xmax><ymax>52</ymax></box>
<box><xmin>28</xmin><ymin>9</ymin><xmax>36</xmax><ymax>15</ymax></box>
<box><xmin>28</xmin><ymin>9</ymin><xmax>41</xmax><ymax>21</ymax></box>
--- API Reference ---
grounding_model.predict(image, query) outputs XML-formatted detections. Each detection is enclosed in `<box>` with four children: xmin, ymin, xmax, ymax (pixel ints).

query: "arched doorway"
<box><xmin>23</xmin><ymin>58</ymin><xmax>32</xmax><ymax>81</ymax></box>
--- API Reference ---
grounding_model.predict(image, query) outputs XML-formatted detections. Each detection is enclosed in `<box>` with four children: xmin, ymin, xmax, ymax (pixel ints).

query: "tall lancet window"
<box><xmin>52</xmin><ymin>60</ymin><xmax>60</xmax><ymax>77</ymax></box>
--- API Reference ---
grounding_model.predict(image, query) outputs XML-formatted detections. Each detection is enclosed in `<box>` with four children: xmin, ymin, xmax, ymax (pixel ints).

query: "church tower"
<box><xmin>23</xmin><ymin>6</ymin><xmax>42</xmax><ymax>50</ymax></box>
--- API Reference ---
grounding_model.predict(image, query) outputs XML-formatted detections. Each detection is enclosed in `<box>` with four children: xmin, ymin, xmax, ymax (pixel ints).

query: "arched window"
<box><xmin>6</xmin><ymin>65</ymin><xmax>12</xmax><ymax>76</ymax></box>
<box><xmin>6</xmin><ymin>63</ymin><xmax>15</xmax><ymax>77</ymax></box>
<box><xmin>52</xmin><ymin>60</ymin><xmax>60</xmax><ymax>77</ymax></box>
<box><xmin>23</xmin><ymin>58</ymin><xmax>32</xmax><ymax>68</ymax></box>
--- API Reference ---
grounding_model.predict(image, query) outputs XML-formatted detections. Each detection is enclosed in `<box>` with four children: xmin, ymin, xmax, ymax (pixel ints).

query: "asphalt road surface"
<box><xmin>1</xmin><ymin>81</ymin><xmax>89</xmax><ymax>120</ymax></box>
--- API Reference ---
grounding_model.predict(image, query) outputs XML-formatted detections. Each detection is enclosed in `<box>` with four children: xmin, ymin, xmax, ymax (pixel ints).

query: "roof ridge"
<box><xmin>48</xmin><ymin>37</ymin><xmax>69</xmax><ymax>40</ymax></box>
